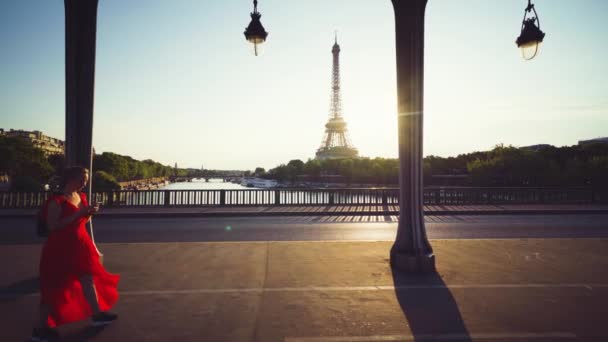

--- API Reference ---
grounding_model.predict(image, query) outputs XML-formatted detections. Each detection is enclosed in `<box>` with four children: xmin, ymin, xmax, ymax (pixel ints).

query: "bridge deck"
<box><xmin>1</xmin><ymin>239</ymin><xmax>607</xmax><ymax>341</ymax></box>
<box><xmin>2</xmin><ymin>204</ymin><xmax>608</xmax><ymax>218</ymax></box>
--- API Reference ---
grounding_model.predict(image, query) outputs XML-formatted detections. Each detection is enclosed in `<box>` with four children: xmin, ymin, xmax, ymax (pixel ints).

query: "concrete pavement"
<box><xmin>1</xmin><ymin>239</ymin><xmax>607</xmax><ymax>341</ymax></box>
<box><xmin>2</xmin><ymin>214</ymin><xmax>608</xmax><ymax>244</ymax></box>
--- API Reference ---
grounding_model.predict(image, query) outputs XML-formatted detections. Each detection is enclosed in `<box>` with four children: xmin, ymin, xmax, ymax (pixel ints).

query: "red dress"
<box><xmin>39</xmin><ymin>192</ymin><xmax>120</xmax><ymax>327</ymax></box>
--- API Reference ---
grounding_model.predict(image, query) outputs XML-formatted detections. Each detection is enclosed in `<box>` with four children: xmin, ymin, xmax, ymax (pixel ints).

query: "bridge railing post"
<box><xmin>107</xmin><ymin>191</ymin><xmax>114</xmax><ymax>207</ymax></box>
<box><xmin>328</xmin><ymin>191</ymin><xmax>334</xmax><ymax>205</ymax></box>
<box><xmin>164</xmin><ymin>190</ymin><xmax>171</xmax><ymax>207</ymax></box>
<box><xmin>538</xmin><ymin>188</ymin><xmax>545</xmax><ymax>204</ymax></box>
<box><xmin>220</xmin><ymin>190</ymin><xmax>226</xmax><ymax>206</ymax></box>
<box><xmin>274</xmin><ymin>190</ymin><xmax>280</xmax><ymax>205</ymax></box>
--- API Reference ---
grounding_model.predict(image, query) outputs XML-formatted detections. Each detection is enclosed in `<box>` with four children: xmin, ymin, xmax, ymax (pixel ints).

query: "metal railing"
<box><xmin>87</xmin><ymin>188</ymin><xmax>401</xmax><ymax>207</ymax></box>
<box><xmin>0</xmin><ymin>187</ymin><xmax>599</xmax><ymax>209</ymax></box>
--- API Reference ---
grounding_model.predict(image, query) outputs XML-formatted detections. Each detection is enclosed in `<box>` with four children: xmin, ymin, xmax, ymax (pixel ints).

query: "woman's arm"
<box><xmin>85</xmin><ymin>202</ymin><xmax>100</xmax><ymax>222</ymax></box>
<box><xmin>80</xmin><ymin>192</ymin><xmax>100</xmax><ymax>223</ymax></box>
<box><xmin>46</xmin><ymin>200</ymin><xmax>91</xmax><ymax>232</ymax></box>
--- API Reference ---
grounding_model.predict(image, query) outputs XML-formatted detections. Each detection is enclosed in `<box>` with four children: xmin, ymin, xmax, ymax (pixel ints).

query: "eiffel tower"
<box><xmin>315</xmin><ymin>35</ymin><xmax>358</xmax><ymax>160</ymax></box>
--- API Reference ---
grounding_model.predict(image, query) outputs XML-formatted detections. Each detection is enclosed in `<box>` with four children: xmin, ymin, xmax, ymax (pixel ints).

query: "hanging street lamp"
<box><xmin>244</xmin><ymin>0</ymin><xmax>268</xmax><ymax>56</ymax></box>
<box><xmin>516</xmin><ymin>0</ymin><xmax>546</xmax><ymax>60</ymax></box>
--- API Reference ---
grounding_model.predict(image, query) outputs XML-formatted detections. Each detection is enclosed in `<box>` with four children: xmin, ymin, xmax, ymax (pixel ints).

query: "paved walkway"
<box><xmin>1</xmin><ymin>239</ymin><xmax>607</xmax><ymax>341</ymax></box>
<box><xmin>2</xmin><ymin>204</ymin><xmax>608</xmax><ymax>218</ymax></box>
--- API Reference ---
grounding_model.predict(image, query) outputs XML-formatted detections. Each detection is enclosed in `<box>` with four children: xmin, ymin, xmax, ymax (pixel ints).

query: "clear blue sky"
<box><xmin>1</xmin><ymin>0</ymin><xmax>606</xmax><ymax>170</ymax></box>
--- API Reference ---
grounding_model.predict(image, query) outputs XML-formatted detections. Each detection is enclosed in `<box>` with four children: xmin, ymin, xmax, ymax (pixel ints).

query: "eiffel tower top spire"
<box><xmin>330</xmin><ymin>32</ymin><xmax>341</xmax><ymax>119</ymax></box>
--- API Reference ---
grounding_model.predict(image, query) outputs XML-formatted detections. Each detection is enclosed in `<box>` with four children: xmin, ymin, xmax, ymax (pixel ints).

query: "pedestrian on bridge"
<box><xmin>31</xmin><ymin>166</ymin><xmax>120</xmax><ymax>341</ymax></box>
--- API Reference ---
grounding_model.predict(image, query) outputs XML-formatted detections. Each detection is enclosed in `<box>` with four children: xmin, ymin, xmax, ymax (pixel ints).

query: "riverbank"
<box><xmin>118</xmin><ymin>176</ymin><xmax>169</xmax><ymax>190</ymax></box>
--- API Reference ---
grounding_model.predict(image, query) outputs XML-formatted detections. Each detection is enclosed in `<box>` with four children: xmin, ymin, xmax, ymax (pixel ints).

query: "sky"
<box><xmin>0</xmin><ymin>0</ymin><xmax>606</xmax><ymax>170</ymax></box>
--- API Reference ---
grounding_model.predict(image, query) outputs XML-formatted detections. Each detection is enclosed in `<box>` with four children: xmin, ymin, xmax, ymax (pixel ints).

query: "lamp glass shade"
<box><xmin>516</xmin><ymin>17</ymin><xmax>545</xmax><ymax>61</ymax></box>
<box><xmin>520</xmin><ymin>40</ymin><xmax>541</xmax><ymax>60</ymax></box>
<box><xmin>252</xmin><ymin>41</ymin><xmax>264</xmax><ymax>56</ymax></box>
<box><xmin>247</xmin><ymin>36</ymin><xmax>266</xmax><ymax>44</ymax></box>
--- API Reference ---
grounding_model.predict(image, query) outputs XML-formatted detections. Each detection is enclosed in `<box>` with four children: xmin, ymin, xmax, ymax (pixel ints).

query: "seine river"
<box><xmin>110</xmin><ymin>178</ymin><xmax>397</xmax><ymax>206</ymax></box>
<box><xmin>159</xmin><ymin>178</ymin><xmax>249</xmax><ymax>190</ymax></box>
<box><xmin>110</xmin><ymin>177</ymin><xmax>395</xmax><ymax>206</ymax></box>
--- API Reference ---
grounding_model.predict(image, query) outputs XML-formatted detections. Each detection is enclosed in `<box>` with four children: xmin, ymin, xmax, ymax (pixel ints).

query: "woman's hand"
<box><xmin>79</xmin><ymin>204</ymin><xmax>100</xmax><ymax>218</ymax></box>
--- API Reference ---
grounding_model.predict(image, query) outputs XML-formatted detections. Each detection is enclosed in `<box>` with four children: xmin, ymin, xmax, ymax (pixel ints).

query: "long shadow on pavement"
<box><xmin>392</xmin><ymin>269</ymin><xmax>472</xmax><ymax>341</ymax></box>
<box><xmin>1</xmin><ymin>278</ymin><xmax>105</xmax><ymax>342</ymax></box>
<box><xmin>59</xmin><ymin>325</ymin><xmax>106</xmax><ymax>341</ymax></box>
<box><xmin>0</xmin><ymin>276</ymin><xmax>39</xmax><ymax>303</ymax></box>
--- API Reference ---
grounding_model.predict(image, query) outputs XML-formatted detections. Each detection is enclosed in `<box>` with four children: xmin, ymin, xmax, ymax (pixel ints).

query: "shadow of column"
<box><xmin>391</xmin><ymin>269</ymin><xmax>472</xmax><ymax>341</ymax></box>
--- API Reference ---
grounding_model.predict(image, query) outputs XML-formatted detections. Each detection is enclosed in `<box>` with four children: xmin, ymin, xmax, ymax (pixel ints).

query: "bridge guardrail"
<box><xmin>0</xmin><ymin>187</ymin><xmax>598</xmax><ymax>209</ymax></box>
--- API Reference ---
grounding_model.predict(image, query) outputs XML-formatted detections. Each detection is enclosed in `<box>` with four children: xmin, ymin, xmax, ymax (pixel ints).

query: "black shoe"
<box><xmin>92</xmin><ymin>311</ymin><xmax>118</xmax><ymax>326</ymax></box>
<box><xmin>31</xmin><ymin>327</ymin><xmax>60</xmax><ymax>341</ymax></box>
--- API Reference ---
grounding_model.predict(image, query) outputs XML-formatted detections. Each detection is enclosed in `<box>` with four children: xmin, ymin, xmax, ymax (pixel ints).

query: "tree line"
<box><xmin>0</xmin><ymin>136</ymin><xmax>180</xmax><ymax>191</ymax></box>
<box><xmin>2</xmin><ymin>135</ymin><xmax>607</xmax><ymax>192</ymax></box>
<box><xmin>260</xmin><ymin>143</ymin><xmax>608</xmax><ymax>188</ymax></box>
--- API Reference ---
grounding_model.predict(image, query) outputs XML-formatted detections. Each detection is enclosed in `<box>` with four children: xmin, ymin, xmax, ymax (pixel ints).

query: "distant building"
<box><xmin>578</xmin><ymin>137</ymin><xmax>608</xmax><ymax>145</ymax></box>
<box><xmin>520</xmin><ymin>144</ymin><xmax>554</xmax><ymax>152</ymax></box>
<box><xmin>0</xmin><ymin>128</ymin><xmax>65</xmax><ymax>156</ymax></box>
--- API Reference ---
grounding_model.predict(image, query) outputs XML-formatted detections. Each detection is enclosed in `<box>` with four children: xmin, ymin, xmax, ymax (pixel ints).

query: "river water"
<box><xmin>160</xmin><ymin>178</ymin><xmax>249</xmax><ymax>190</ymax></box>
<box><xmin>109</xmin><ymin>178</ymin><xmax>396</xmax><ymax>206</ymax></box>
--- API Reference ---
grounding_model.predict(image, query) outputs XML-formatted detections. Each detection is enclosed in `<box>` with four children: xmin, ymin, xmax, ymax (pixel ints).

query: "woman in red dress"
<box><xmin>32</xmin><ymin>167</ymin><xmax>120</xmax><ymax>341</ymax></box>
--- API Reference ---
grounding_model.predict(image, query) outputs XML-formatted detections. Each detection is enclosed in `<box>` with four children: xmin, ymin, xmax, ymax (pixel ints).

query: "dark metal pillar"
<box><xmin>64</xmin><ymin>0</ymin><xmax>101</xmax><ymax>255</ymax></box>
<box><xmin>390</xmin><ymin>0</ymin><xmax>435</xmax><ymax>273</ymax></box>
<box><xmin>64</xmin><ymin>0</ymin><xmax>98</xmax><ymax>171</ymax></box>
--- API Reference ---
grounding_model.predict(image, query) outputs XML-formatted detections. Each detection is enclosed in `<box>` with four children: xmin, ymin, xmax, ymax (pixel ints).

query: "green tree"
<box><xmin>338</xmin><ymin>159</ymin><xmax>354</xmax><ymax>183</ymax></box>
<box><xmin>0</xmin><ymin>136</ymin><xmax>53</xmax><ymax>191</ymax></box>
<box><xmin>268</xmin><ymin>164</ymin><xmax>289</xmax><ymax>182</ymax></box>
<box><xmin>93</xmin><ymin>171</ymin><xmax>121</xmax><ymax>192</ymax></box>
<box><xmin>303</xmin><ymin>159</ymin><xmax>322</xmax><ymax>178</ymax></box>
<box><xmin>371</xmin><ymin>162</ymin><xmax>385</xmax><ymax>183</ymax></box>
<box><xmin>93</xmin><ymin>152</ymin><xmax>174</xmax><ymax>181</ymax></box>
<box><xmin>94</xmin><ymin>152</ymin><xmax>130</xmax><ymax>181</ymax></box>
<box><xmin>588</xmin><ymin>156</ymin><xmax>608</xmax><ymax>188</ymax></box>
<box><xmin>287</xmin><ymin>160</ymin><xmax>304</xmax><ymax>174</ymax></box>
